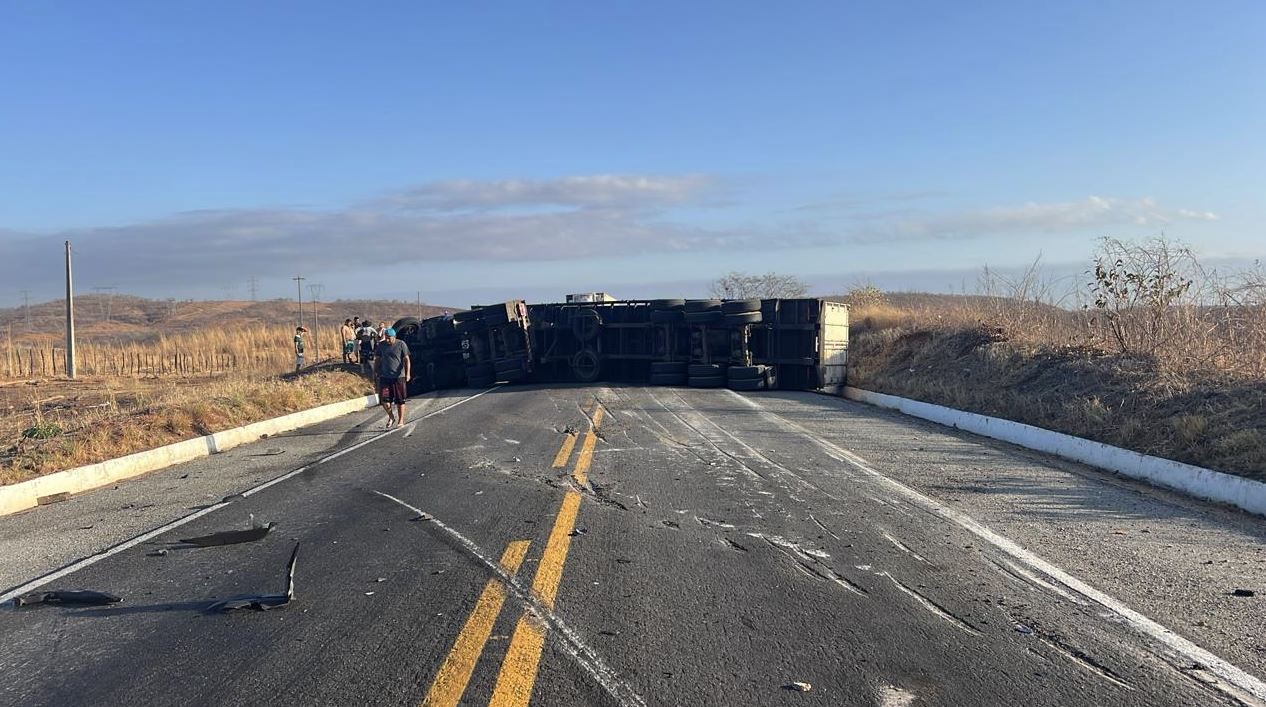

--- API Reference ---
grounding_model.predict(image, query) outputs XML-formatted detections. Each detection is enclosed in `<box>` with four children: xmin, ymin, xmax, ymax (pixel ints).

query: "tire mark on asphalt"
<box><xmin>373</xmin><ymin>491</ymin><xmax>645</xmax><ymax>707</ymax></box>
<box><xmin>877</xmin><ymin>571</ymin><xmax>981</xmax><ymax>636</ymax></box>
<box><xmin>729</xmin><ymin>390</ymin><xmax>1266</xmax><ymax>703</ymax></box>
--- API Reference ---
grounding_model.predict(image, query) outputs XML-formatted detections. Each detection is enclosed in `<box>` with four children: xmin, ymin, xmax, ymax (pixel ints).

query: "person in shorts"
<box><xmin>375</xmin><ymin>327</ymin><xmax>411</xmax><ymax>428</ymax></box>
<box><xmin>340</xmin><ymin>318</ymin><xmax>356</xmax><ymax>364</ymax></box>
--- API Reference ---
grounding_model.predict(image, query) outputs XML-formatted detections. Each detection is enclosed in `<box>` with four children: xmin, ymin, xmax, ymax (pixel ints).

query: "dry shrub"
<box><xmin>1</xmin><ymin>370</ymin><xmax>371</xmax><ymax>484</ymax></box>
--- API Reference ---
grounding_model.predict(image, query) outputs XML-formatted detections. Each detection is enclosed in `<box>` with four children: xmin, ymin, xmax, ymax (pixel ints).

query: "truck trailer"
<box><xmin>389</xmin><ymin>298</ymin><xmax>847</xmax><ymax>395</ymax></box>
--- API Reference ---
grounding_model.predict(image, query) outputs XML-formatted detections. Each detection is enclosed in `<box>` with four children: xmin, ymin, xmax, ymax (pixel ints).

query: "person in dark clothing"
<box><xmin>375</xmin><ymin>327</ymin><xmax>411</xmax><ymax>428</ymax></box>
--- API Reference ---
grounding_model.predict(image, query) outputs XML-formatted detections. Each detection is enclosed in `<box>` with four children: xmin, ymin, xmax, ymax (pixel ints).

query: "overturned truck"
<box><xmin>390</xmin><ymin>298</ymin><xmax>848</xmax><ymax>395</ymax></box>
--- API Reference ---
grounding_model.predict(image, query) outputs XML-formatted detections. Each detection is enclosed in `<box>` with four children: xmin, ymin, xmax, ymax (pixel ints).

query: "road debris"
<box><xmin>783</xmin><ymin>681</ymin><xmax>812</xmax><ymax>692</ymax></box>
<box><xmin>208</xmin><ymin>543</ymin><xmax>299</xmax><ymax>612</ymax></box>
<box><xmin>179</xmin><ymin>521</ymin><xmax>275</xmax><ymax>547</ymax></box>
<box><xmin>1232</xmin><ymin>589</ymin><xmax>1256</xmax><ymax>597</ymax></box>
<box><xmin>147</xmin><ymin>549</ymin><xmax>169</xmax><ymax>557</ymax></box>
<box><xmin>14</xmin><ymin>590</ymin><xmax>122</xmax><ymax>608</ymax></box>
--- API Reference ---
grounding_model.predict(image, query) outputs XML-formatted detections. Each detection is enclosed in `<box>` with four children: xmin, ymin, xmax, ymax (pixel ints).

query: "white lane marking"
<box><xmin>372</xmin><ymin>491</ymin><xmax>646</xmax><ymax>707</ymax></box>
<box><xmin>729</xmin><ymin>390</ymin><xmax>1266</xmax><ymax>702</ymax></box>
<box><xmin>0</xmin><ymin>387</ymin><xmax>497</xmax><ymax>604</ymax></box>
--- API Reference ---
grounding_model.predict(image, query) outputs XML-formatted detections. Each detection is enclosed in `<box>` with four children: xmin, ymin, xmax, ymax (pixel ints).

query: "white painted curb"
<box><xmin>0</xmin><ymin>393</ymin><xmax>380</xmax><ymax>518</ymax></box>
<box><xmin>843</xmin><ymin>386</ymin><xmax>1266</xmax><ymax>518</ymax></box>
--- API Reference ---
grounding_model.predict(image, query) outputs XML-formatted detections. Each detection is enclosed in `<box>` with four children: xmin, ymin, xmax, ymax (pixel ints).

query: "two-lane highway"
<box><xmin>2</xmin><ymin>384</ymin><xmax>1264</xmax><ymax>706</ymax></box>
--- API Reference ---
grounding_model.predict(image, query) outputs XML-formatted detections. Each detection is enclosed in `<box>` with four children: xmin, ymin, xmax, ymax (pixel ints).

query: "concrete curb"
<box><xmin>0</xmin><ymin>393</ymin><xmax>380</xmax><ymax>518</ymax></box>
<box><xmin>843</xmin><ymin>386</ymin><xmax>1266</xmax><ymax>518</ymax></box>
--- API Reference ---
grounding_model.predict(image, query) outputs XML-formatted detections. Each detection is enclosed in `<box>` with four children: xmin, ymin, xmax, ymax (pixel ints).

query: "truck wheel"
<box><xmin>650</xmin><ymin>299</ymin><xmax>686</xmax><ymax>310</ymax></box>
<box><xmin>727</xmin><ymin>378</ymin><xmax>766</xmax><ymax>391</ymax></box>
<box><xmin>392</xmin><ymin>317</ymin><xmax>421</xmax><ymax>339</ymax></box>
<box><xmin>571</xmin><ymin>308</ymin><xmax>601</xmax><ymax>341</ymax></box>
<box><xmin>726</xmin><ymin>365</ymin><xmax>767</xmax><ymax>380</ymax></box>
<box><xmin>688</xmin><ymin>375</ymin><xmax>725</xmax><ymax>388</ymax></box>
<box><xmin>649</xmin><ymin>373</ymin><xmax>687</xmax><ymax>386</ymax></box>
<box><xmin>684</xmin><ymin>310</ymin><xmax>723</xmax><ymax>324</ymax></box>
<box><xmin>724</xmin><ymin>311</ymin><xmax>762</xmax><ymax>325</ymax></box>
<box><xmin>684</xmin><ymin>299</ymin><xmax>722</xmax><ymax>312</ymax></box>
<box><xmin>721</xmin><ymin>299</ymin><xmax>762</xmax><ymax>314</ymax></box>
<box><xmin>571</xmin><ymin>349</ymin><xmax>602</xmax><ymax>383</ymax></box>
<box><xmin>688</xmin><ymin>363</ymin><xmax>725</xmax><ymax>377</ymax></box>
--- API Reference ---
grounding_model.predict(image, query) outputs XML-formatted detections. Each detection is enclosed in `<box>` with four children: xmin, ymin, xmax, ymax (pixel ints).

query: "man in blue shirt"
<box><xmin>375</xmin><ymin>327</ymin><xmax>411</xmax><ymax>428</ymax></box>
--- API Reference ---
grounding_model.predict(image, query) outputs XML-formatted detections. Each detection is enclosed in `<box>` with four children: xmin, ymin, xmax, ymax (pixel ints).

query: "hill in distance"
<box><xmin>0</xmin><ymin>294</ymin><xmax>459</xmax><ymax>345</ymax></box>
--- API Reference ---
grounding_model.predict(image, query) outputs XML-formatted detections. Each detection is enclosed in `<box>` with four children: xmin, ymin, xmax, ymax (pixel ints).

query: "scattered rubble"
<box><xmin>180</xmin><ymin>520</ymin><xmax>274</xmax><ymax>547</ymax></box>
<box><xmin>14</xmin><ymin>590</ymin><xmax>122</xmax><ymax>608</ymax></box>
<box><xmin>208</xmin><ymin>543</ymin><xmax>299</xmax><ymax>612</ymax></box>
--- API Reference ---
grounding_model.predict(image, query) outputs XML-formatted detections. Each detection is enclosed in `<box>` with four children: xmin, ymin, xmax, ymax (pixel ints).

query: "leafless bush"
<box><xmin>709</xmin><ymin>271</ymin><xmax>809</xmax><ymax>299</ymax></box>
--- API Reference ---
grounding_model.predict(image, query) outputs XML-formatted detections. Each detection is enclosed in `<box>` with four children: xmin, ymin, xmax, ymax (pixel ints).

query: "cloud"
<box><xmin>848</xmin><ymin>196</ymin><xmax>1219</xmax><ymax>243</ymax></box>
<box><xmin>0</xmin><ymin>174</ymin><xmax>816</xmax><ymax>290</ymax></box>
<box><xmin>372</xmin><ymin>174</ymin><xmax>714</xmax><ymax>212</ymax></box>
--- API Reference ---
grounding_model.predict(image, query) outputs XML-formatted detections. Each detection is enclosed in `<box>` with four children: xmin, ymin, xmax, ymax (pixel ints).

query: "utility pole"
<box><xmin>65</xmin><ymin>241</ymin><xmax>76</xmax><ymax>379</ymax></box>
<box><xmin>308</xmin><ymin>283</ymin><xmax>324</xmax><ymax>363</ymax></box>
<box><xmin>417</xmin><ymin>291</ymin><xmax>422</xmax><ymax>322</ymax></box>
<box><xmin>248</xmin><ymin>275</ymin><xmax>258</xmax><ymax>302</ymax></box>
<box><xmin>92</xmin><ymin>285</ymin><xmax>116</xmax><ymax>323</ymax></box>
<box><xmin>292</xmin><ymin>276</ymin><xmax>305</xmax><ymax>329</ymax></box>
<box><xmin>19</xmin><ymin>290</ymin><xmax>30</xmax><ymax>332</ymax></box>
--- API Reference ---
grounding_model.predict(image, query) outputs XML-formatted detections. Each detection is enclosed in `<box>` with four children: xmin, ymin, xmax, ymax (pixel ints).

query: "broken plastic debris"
<box><xmin>783</xmin><ymin>681</ymin><xmax>812</xmax><ymax>692</ymax></box>
<box><xmin>1231</xmin><ymin>588</ymin><xmax>1256</xmax><ymax>597</ymax></box>
<box><xmin>147</xmin><ymin>548</ymin><xmax>169</xmax><ymax>557</ymax></box>
<box><xmin>180</xmin><ymin>523</ymin><xmax>274</xmax><ymax>547</ymax></box>
<box><xmin>14</xmin><ymin>590</ymin><xmax>122</xmax><ymax>608</ymax></box>
<box><xmin>207</xmin><ymin>543</ymin><xmax>299</xmax><ymax>612</ymax></box>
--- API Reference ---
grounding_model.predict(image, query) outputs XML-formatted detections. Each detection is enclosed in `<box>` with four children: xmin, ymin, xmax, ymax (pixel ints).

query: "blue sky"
<box><xmin>2</xmin><ymin>1</ymin><xmax>1262</xmax><ymax>306</ymax></box>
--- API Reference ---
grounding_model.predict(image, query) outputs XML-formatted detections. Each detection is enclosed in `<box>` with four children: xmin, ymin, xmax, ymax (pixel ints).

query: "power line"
<box><xmin>292</xmin><ymin>276</ymin><xmax>305</xmax><ymax>329</ymax></box>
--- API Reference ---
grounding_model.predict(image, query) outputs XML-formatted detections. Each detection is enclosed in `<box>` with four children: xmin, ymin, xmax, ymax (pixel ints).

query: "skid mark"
<box><xmin>808</xmin><ymin>513</ymin><xmax>841</xmax><ymax>540</ymax></box>
<box><xmin>881</xmin><ymin>531</ymin><xmax>932</xmax><ymax>565</ymax></box>
<box><xmin>1030</xmin><ymin>631</ymin><xmax>1136</xmax><ymax>692</ymax></box>
<box><xmin>757</xmin><ymin>535</ymin><xmax>867</xmax><ymax>597</ymax></box>
<box><xmin>695</xmin><ymin>516</ymin><xmax>736</xmax><ymax>529</ymax></box>
<box><xmin>878</xmin><ymin>571</ymin><xmax>981</xmax><ymax>636</ymax></box>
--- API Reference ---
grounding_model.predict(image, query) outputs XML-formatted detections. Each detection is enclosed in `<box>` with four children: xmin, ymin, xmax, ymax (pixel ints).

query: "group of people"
<box><xmin>291</xmin><ymin>316</ymin><xmax>411</xmax><ymax>429</ymax></box>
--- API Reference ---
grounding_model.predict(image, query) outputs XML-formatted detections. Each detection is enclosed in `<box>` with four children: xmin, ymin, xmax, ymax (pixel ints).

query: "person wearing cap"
<box><xmin>293</xmin><ymin>326</ymin><xmax>309</xmax><ymax>371</ymax></box>
<box><xmin>375</xmin><ymin>327</ymin><xmax>411</xmax><ymax>428</ymax></box>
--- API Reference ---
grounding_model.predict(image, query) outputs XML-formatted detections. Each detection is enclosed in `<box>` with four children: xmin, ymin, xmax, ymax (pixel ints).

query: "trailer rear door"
<box><xmin>817</xmin><ymin>301</ymin><xmax>849</xmax><ymax>391</ymax></box>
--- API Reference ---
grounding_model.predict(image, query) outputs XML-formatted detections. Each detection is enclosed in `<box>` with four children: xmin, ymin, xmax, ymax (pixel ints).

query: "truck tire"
<box><xmin>724</xmin><ymin>311</ymin><xmax>762</xmax><ymax>325</ymax></box>
<box><xmin>688</xmin><ymin>375</ymin><xmax>725</xmax><ymax>388</ymax></box>
<box><xmin>651</xmin><ymin>361</ymin><xmax>688</xmax><ymax>374</ymax></box>
<box><xmin>649</xmin><ymin>373</ymin><xmax>687</xmax><ymax>386</ymax></box>
<box><xmin>721</xmin><ymin>299</ymin><xmax>762</xmax><ymax>314</ymax></box>
<box><xmin>650</xmin><ymin>299</ymin><xmax>686</xmax><ymax>310</ymax></box>
<box><xmin>392</xmin><ymin>317</ymin><xmax>421</xmax><ymax>340</ymax></box>
<box><xmin>650</xmin><ymin>309</ymin><xmax>683</xmax><ymax>324</ymax></box>
<box><xmin>726</xmin><ymin>365</ymin><xmax>767</xmax><ymax>380</ymax></box>
<box><xmin>684</xmin><ymin>310</ymin><xmax>723</xmax><ymax>324</ymax></box>
<box><xmin>728</xmin><ymin>378</ymin><xmax>766</xmax><ymax>391</ymax></box>
<box><xmin>571</xmin><ymin>349</ymin><xmax>602</xmax><ymax>383</ymax></box>
<box><xmin>688</xmin><ymin>363</ymin><xmax>724</xmax><ymax>377</ymax></box>
<box><xmin>571</xmin><ymin>308</ymin><xmax>601</xmax><ymax>340</ymax></box>
<box><xmin>684</xmin><ymin>299</ymin><xmax>722</xmax><ymax>312</ymax></box>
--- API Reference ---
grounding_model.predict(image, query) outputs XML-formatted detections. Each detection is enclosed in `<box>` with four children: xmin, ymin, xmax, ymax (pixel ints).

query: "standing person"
<box><xmin>351</xmin><ymin>317</ymin><xmax>362</xmax><ymax>362</ymax></box>
<box><xmin>293</xmin><ymin>326</ymin><xmax>308</xmax><ymax>371</ymax></box>
<box><xmin>339</xmin><ymin>318</ymin><xmax>355</xmax><ymax>364</ymax></box>
<box><xmin>375</xmin><ymin>327</ymin><xmax>411</xmax><ymax>428</ymax></box>
<box><xmin>357</xmin><ymin>318</ymin><xmax>377</xmax><ymax>376</ymax></box>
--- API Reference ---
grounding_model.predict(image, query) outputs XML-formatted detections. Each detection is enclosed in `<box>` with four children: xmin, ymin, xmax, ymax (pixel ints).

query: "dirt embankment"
<box><xmin>1</xmin><ymin>370</ymin><xmax>372</xmax><ymax>485</ymax></box>
<box><xmin>847</xmin><ymin>326</ymin><xmax>1266</xmax><ymax>481</ymax></box>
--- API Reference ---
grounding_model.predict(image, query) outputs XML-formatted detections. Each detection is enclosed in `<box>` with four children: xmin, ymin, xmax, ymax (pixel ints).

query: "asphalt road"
<box><xmin>2</xmin><ymin>384</ymin><xmax>1265</xmax><ymax>706</ymax></box>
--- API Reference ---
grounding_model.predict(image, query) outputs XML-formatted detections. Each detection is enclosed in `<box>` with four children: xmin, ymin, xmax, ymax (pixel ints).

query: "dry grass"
<box><xmin>839</xmin><ymin>238</ymin><xmax>1266</xmax><ymax>480</ymax></box>
<box><xmin>1</xmin><ymin>370</ymin><xmax>371</xmax><ymax>485</ymax></box>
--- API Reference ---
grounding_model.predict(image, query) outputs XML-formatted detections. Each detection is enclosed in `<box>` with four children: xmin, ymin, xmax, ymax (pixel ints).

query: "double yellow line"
<box><xmin>423</xmin><ymin>400</ymin><xmax>605</xmax><ymax>707</ymax></box>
